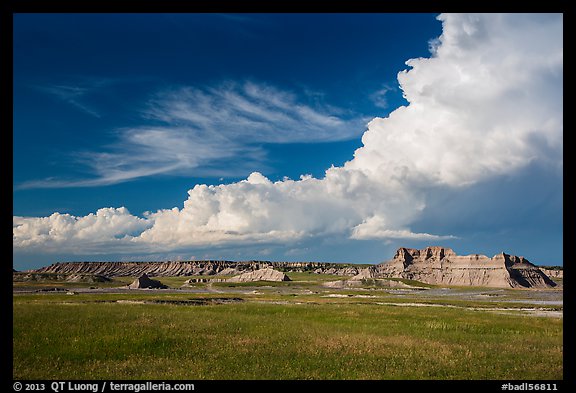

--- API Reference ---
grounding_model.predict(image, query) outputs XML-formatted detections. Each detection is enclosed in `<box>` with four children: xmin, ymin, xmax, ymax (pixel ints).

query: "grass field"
<box><xmin>13</xmin><ymin>274</ymin><xmax>563</xmax><ymax>380</ymax></box>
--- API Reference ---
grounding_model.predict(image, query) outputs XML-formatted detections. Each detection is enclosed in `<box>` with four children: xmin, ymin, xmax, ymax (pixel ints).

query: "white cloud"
<box><xmin>349</xmin><ymin>13</ymin><xmax>562</xmax><ymax>188</ymax></box>
<box><xmin>145</xmin><ymin>81</ymin><xmax>364</xmax><ymax>143</ymax></box>
<box><xmin>350</xmin><ymin>215</ymin><xmax>458</xmax><ymax>241</ymax></box>
<box><xmin>14</xmin><ymin>13</ymin><xmax>563</xmax><ymax>255</ymax></box>
<box><xmin>19</xmin><ymin>81</ymin><xmax>366</xmax><ymax>189</ymax></box>
<box><xmin>13</xmin><ymin>208</ymin><xmax>151</xmax><ymax>253</ymax></box>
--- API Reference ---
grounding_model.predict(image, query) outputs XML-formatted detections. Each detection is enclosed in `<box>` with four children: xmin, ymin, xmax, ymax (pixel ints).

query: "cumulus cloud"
<box><xmin>349</xmin><ymin>13</ymin><xmax>562</xmax><ymax>188</ymax></box>
<box><xmin>14</xmin><ymin>13</ymin><xmax>563</xmax><ymax>255</ymax></box>
<box><xmin>13</xmin><ymin>208</ymin><xmax>151</xmax><ymax>253</ymax></box>
<box><xmin>350</xmin><ymin>215</ymin><xmax>458</xmax><ymax>241</ymax></box>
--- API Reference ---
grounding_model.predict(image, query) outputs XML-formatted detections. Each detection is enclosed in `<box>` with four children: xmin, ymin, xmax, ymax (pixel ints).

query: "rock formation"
<box><xmin>313</xmin><ymin>266</ymin><xmax>360</xmax><ymax>275</ymax></box>
<box><xmin>30</xmin><ymin>248</ymin><xmax>558</xmax><ymax>289</ymax></box>
<box><xmin>372</xmin><ymin>246</ymin><xmax>556</xmax><ymax>288</ymax></box>
<box><xmin>13</xmin><ymin>272</ymin><xmax>111</xmax><ymax>283</ymax></box>
<box><xmin>127</xmin><ymin>274</ymin><xmax>168</xmax><ymax>289</ymax></box>
<box><xmin>34</xmin><ymin>260</ymin><xmax>356</xmax><ymax>277</ymax></box>
<box><xmin>36</xmin><ymin>261</ymin><xmax>232</xmax><ymax>277</ymax></box>
<box><xmin>323</xmin><ymin>267</ymin><xmax>423</xmax><ymax>289</ymax></box>
<box><xmin>539</xmin><ymin>268</ymin><xmax>563</xmax><ymax>279</ymax></box>
<box><xmin>216</xmin><ymin>267</ymin><xmax>244</xmax><ymax>276</ymax></box>
<box><xmin>227</xmin><ymin>268</ymin><xmax>291</xmax><ymax>283</ymax></box>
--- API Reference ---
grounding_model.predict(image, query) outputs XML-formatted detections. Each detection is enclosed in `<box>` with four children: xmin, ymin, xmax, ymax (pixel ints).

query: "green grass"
<box><xmin>12</xmin><ymin>274</ymin><xmax>133</xmax><ymax>289</ymax></box>
<box><xmin>13</xmin><ymin>293</ymin><xmax>562</xmax><ymax>380</ymax></box>
<box><xmin>358</xmin><ymin>277</ymin><xmax>436</xmax><ymax>289</ymax></box>
<box><xmin>283</xmin><ymin>272</ymin><xmax>354</xmax><ymax>281</ymax></box>
<box><xmin>386</xmin><ymin>277</ymin><xmax>437</xmax><ymax>288</ymax></box>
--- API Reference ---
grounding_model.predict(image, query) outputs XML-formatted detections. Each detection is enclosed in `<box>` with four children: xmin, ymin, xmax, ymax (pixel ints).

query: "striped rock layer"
<box><xmin>369</xmin><ymin>246</ymin><xmax>556</xmax><ymax>288</ymax></box>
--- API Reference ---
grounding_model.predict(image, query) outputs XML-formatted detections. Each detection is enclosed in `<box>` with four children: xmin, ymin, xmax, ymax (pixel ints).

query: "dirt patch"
<box><xmin>375</xmin><ymin>301</ymin><xmax>562</xmax><ymax>318</ymax></box>
<box><xmin>322</xmin><ymin>293</ymin><xmax>377</xmax><ymax>298</ymax></box>
<box><xmin>112</xmin><ymin>297</ymin><xmax>244</xmax><ymax>306</ymax></box>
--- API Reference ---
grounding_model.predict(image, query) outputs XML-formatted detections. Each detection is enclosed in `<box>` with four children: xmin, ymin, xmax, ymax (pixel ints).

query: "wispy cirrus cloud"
<box><xmin>144</xmin><ymin>81</ymin><xmax>365</xmax><ymax>143</ymax></box>
<box><xmin>19</xmin><ymin>81</ymin><xmax>366</xmax><ymax>189</ymax></box>
<box><xmin>34</xmin><ymin>78</ymin><xmax>114</xmax><ymax>118</ymax></box>
<box><xmin>17</xmin><ymin>126</ymin><xmax>268</xmax><ymax>189</ymax></box>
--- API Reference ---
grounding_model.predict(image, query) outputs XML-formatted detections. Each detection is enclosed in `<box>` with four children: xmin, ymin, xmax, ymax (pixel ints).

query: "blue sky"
<box><xmin>13</xmin><ymin>13</ymin><xmax>563</xmax><ymax>270</ymax></box>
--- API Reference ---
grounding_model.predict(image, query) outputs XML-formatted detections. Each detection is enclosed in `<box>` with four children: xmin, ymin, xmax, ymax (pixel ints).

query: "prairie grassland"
<box><xmin>13</xmin><ymin>287</ymin><xmax>562</xmax><ymax>380</ymax></box>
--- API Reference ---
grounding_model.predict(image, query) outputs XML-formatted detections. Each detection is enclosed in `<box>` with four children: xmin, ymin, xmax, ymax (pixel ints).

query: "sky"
<box><xmin>13</xmin><ymin>13</ymin><xmax>563</xmax><ymax>270</ymax></box>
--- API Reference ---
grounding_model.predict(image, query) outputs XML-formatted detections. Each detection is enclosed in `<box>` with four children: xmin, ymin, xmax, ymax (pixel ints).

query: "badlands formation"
<box><xmin>366</xmin><ymin>246</ymin><xmax>556</xmax><ymax>288</ymax></box>
<box><xmin>183</xmin><ymin>268</ymin><xmax>291</xmax><ymax>285</ymax></box>
<box><xmin>32</xmin><ymin>246</ymin><xmax>558</xmax><ymax>288</ymax></box>
<box><xmin>127</xmin><ymin>273</ymin><xmax>168</xmax><ymax>289</ymax></box>
<box><xmin>35</xmin><ymin>260</ymin><xmax>357</xmax><ymax>277</ymax></box>
<box><xmin>226</xmin><ymin>268</ymin><xmax>291</xmax><ymax>283</ymax></box>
